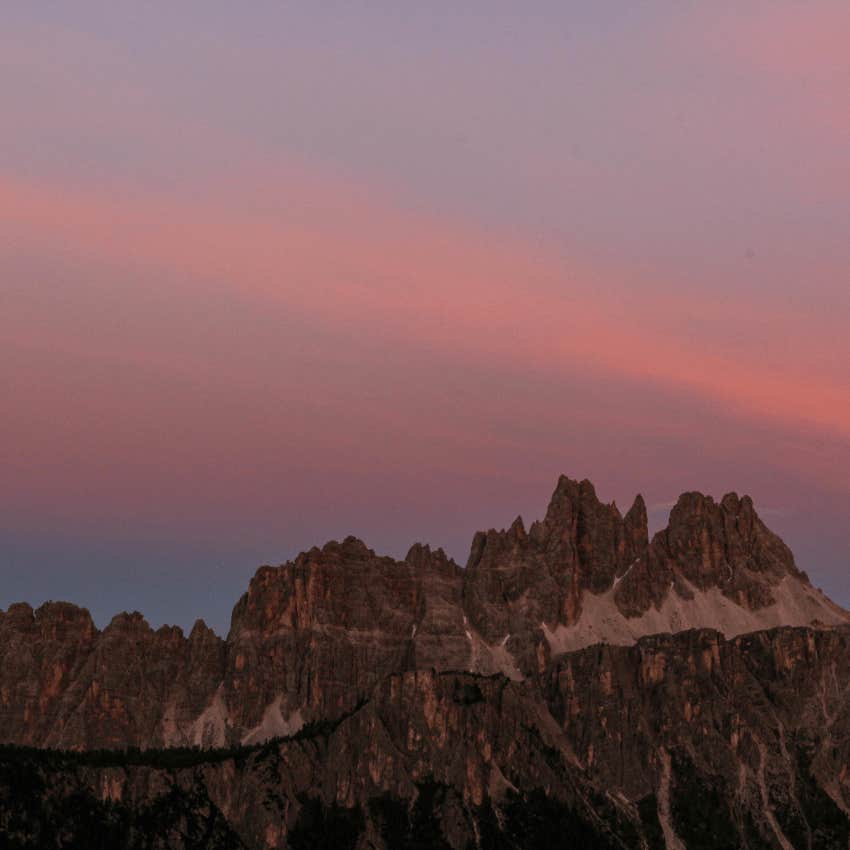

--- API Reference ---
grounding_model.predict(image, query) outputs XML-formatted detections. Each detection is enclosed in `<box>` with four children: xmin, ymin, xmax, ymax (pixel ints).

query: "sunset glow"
<box><xmin>2</xmin><ymin>3</ymin><xmax>848</xmax><ymax>632</ymax></box>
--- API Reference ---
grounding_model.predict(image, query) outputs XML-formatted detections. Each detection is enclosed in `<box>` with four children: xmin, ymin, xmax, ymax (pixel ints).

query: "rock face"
<box><xmin>467</xmin><ymin>477</ymin><xmax>846</xmax><ymax>664</ymax></box>
<box><xmin>0</xmin><ymin>603</ymin><xmax>225</xmax><ymax>749</ymax></box>
<box><xmin>2</xmin><ymin>627</ymin><xmax>850</xmax><ymax>848</ymax></box>
<box><xmin>463</xmin><ymin>479</ymin><xmax>649</xmax><ymax>675</ymax></box>
<box><xmin>0</xmin><ymin>475</ymin><xmax>845</xmax><ymax>751</ymax></box>
<box><xmin>616</xmin><ymin>490</ymin><xmax>807</xmax><ymax>615</ymax></box>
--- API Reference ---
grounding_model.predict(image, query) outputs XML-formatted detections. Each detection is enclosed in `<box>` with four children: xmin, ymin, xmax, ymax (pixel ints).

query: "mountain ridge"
<box><xmin>0</xmin><ymin>474</ymin><xmax>845</xmax><ymax>753</ymax></box>
<box><xmin>2</xmin><ymin>474</ymin><xmax>850</xmax><ymax>847</ymax></box>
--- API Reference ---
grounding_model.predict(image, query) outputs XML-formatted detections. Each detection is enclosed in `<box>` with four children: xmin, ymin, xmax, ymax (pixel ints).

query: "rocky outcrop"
<box><xmin>0</xmin><ymin>602</ymin><xmax>97</xmax><ymax>746</ymax></box>
<box><xmin>2</xmin><ymin>626</ymin><xmax>850</xmax><ymax>848</ymax></box>
<box><xmin>615</xmin><ymin>490</ymin><xmax>808</xmax><ymax>616</ymax></box>
<box><xmin>0</xmin><ymin>604</ymin><xmax>226</xmax><ymax>749</ymax></box>
<box><xmin>0</xmin><ymin>475</ymin><xmax>845</xmax><ymax>751</ymax></box>
<box><xmin>464</xmin><ymin>478</ymin><xmax>648</xmax><ymax>635</ymax></box>
<box><xmin>463</xmin><ymin>476</ymin><xmax>845</xmax><ymax>667</ymax></box>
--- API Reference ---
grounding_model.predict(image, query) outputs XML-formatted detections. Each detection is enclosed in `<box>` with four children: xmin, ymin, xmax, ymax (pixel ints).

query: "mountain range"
<box><xmin>1</xmin><ymin>475</ymin><xmax>848</xmax><ymax>848</ymax></box>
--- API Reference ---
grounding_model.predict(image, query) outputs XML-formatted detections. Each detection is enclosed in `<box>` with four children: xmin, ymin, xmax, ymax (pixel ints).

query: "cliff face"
<box><xmin>2</xmin><ymin>627</ymin><xmax>850</xmax><ymax>849</ymax></box>
<box><xmin>0</xmin><ymin>604</ymin><xmax>226</xmax><ymax>749</ymax></box>
<box><xmin>0</xmin><ymin>475</ymin><xmax>845</xmax><ymax>751</ymax></box>
<box><xmin>464</xmin><ymin>477</ymin><xmax>845</xmax><ymax>666</ymax></box>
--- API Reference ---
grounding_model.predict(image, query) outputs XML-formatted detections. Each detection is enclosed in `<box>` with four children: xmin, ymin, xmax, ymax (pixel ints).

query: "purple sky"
<box><xmin>2</xmin><ymin>3</ymin><xmax>848</xmax><ymax>634</ymax></box>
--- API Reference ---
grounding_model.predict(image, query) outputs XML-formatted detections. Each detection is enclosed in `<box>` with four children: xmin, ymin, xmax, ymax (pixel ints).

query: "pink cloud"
<box><xmin>3</xmin><ymin>170</ymin><xmax>849</xmax><ymax>451</ymax></box>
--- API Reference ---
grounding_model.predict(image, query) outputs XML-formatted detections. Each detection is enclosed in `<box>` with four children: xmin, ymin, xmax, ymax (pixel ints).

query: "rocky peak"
<box><xmin>405</xmin><ymin>542</ymin><xmax>459</xmax><ymax>575</ymax></box>
<box><xmin>0</xmin><ymin>601</ymin><xmax>97</xmax><ymax>644</ymax></box>
<box><xmin>647</xmin><ymin>489</ymin><xmax>802</xmax><ymax>608</ymax></box>
<box><xmin>312</xmin><ymin>535</ymin><xmax>375</xmax><ymax>563</ymax></box>
<box><xmin>34</xmin><ymin>602</ymin><xmax>97</xmax><ymax>643</ymax></box>
<box><xmin>462</xmin><ymin>476</ymin><xmax>846</xmax><ymax>661</ymax></box>
<box><xmin>188</xmin><ymin>618</ymin><xmax>218</xmax><ymax>644</ymax></box>
<box><xmin>528</xmin><ymin>476</ymin><xmax>648</xmax><ymax>587</ymax></box>
<box><xmin>623</xmin><ymin>493</ymin><xmax>649</xmax><ymax>560</ymax></box>
<box><xmin>0</xmin><ymin>602</ymin><xmax>36</xmax><ymax>630</ymax></box>
<box><xmin>230</xmin><ymin>536</ymin><xmax>415</xmax><ymax>639</ymax></box>
<box><xmin>103</xmin><ymin>611</ymin><xmax>152</xmax><ymax>637</ymax></box>
<box><xmin>464</xmin><ymin>476</ymin><xmax>650</xmax><ymax>642</ymax></box>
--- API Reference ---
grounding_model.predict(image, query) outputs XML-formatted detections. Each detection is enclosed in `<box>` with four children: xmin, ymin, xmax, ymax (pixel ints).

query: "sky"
<box><xmin>1</xmin><ymin>2</ymin><xmax>848</xmax><ymax>635</ymax></box>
